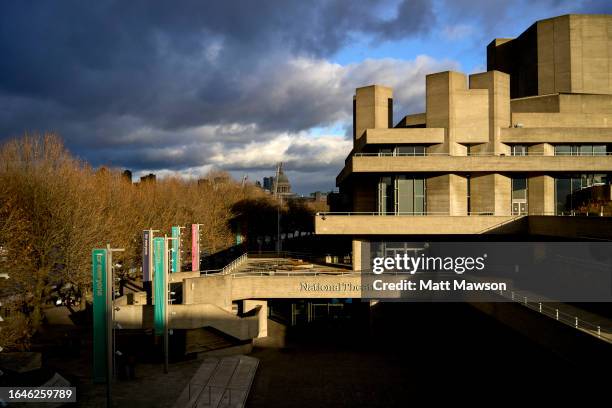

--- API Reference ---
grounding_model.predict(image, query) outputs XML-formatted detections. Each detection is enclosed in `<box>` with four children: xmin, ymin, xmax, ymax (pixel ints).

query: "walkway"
<box><xmin>173</xmin><ymin>355</ymin><xmax>259</xmax><ymax>408</ymax></box>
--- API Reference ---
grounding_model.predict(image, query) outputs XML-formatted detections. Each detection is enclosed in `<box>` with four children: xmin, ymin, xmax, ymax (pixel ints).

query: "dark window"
<box><xmin>388</xmin><ymin>98</ymin><xmax>393</xmax><ymax>128</ymax></box>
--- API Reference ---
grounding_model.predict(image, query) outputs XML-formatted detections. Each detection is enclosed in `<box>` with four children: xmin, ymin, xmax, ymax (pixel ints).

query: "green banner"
<box><xmin>171</xmin><ymin>226</ymin><xmax>180</xmax><ymax>273</ymax></box>
<box><xmin>92</xmin><ymin>248</ymin><xmax>107</xmax><ymax>383</ymax></box>
<box><xmin>153</xmin><ymin>237</ymin><xmax>166</xmax><ymax>335</ymax></box>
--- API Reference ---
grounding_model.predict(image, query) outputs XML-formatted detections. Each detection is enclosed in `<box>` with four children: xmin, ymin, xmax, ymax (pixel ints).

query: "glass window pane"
<box><xmin>555</xmin><ymin>178</ymin><xmax>571</xmax><ymax>215</ymax></box>
<box><xmin>414</xmin><ymin>146</ymin><xmax>425</xmax><ymax>156</ymax></box>
<box><xmin>512</xmin><ymin>178</ymin><xmax>527</xmax><ymax>200</ymax></box>
<box><xmin>378</xmin><ymin>177</ymin><xmax>392</xmax><ymax>214</ymax></box>
<box><xmin>593</xmin><ymin>145</ymin><xmax>606</xmax><ymax>156</ymax></box>
<box><xmin>512</xmin><ymin>145</ymin><xmax>526</xmax><ymax>156</ymax></box>
<box><xmin>395</xmin><ymin>146</ymin><xmax>412</xmax><ymax>156</ymax></box>
<box><xmin>396</xmin><ymin>177</ymin><xmax>414</xmax><ymax>214</ymax></box>
<box><xmin>555</xmin><ymin>145</ymin><xmax>571</xmax><ymax>156</ymax></box>
<box><xmin>580</xmin><ymin>145</ymin><xmax>593</xmax><ymax>156</ymax></box>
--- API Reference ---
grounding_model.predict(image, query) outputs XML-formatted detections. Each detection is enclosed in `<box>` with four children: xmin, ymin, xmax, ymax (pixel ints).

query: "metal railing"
<box><xmin>316</xmin><ymin>211</ymin><xmax>612</xmax><ymax>217</ymax></box>
<box><xmin>501</xmin><ymin>289</ymin><xmax>611</xmax><ymax>344</ymax></box>
<box><xmin>200</xmin><ymin>253</ymin><xmax>248</xmax><ymax>276</ymax></box>
<box><xmin>230</xmin><ymin>269</ymin><xmax>360</xmax><ymax>278</ymax></box>
<box><xmin>352</xmin><ymin>152</ymin><xmax>612</xmax><ymax>157</ymax></box>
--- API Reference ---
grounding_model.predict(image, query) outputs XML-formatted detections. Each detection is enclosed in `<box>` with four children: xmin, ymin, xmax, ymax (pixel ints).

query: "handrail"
<box><xmin>352</xmin><ymin>152</ymin><xmax>612</xmax><ymax>157</ymax></box>
<box><xmin>501</xmin><ymin>289</ymin><xmax>611</xmax><ymax>344</ymax></box>
<box><xmin>200</xmin><ymin>253</ymin><xmax>248</xmax><ymax>276</ymax></box>
<box><xmin>478</xmin><ymin>215</ymin><xmax>526</xmax><ymax>233</ymax></box>
<box><xmin>315</xmin><ymin>211</ymin><xmax>612</xmax><ymax>217</ymax></box>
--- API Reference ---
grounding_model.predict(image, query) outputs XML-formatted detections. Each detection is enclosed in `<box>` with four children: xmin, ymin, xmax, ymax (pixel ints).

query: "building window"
<box><xmin>555</xmin><ymin>174</ymin><xmax>610</xmax><ymax>215</ymax></box>
<box><xmin>394</xmin><ymin>145</ymin><xmax>426</xmax><ymax>156</ymax></box>
<box><xmin>377</xmin><ymin>177</ymin><xmax>393</xmax><ymax>215</ymax></box>
<box><xmin>554</xmin><ymin>144</ymin><xmax>608</xmax><ymax>156</ymax></box>
<box><xmin>511</xmin><ymin>177</ymin><xmax>528</xmax><ymax>215</ymax></box>
<box><xmin>511</xmin><ymin>145</ymin><xmax>527</xmax><ymax>156</ymax></box>
<box><xmin>378</xmin><ymin>176</ymin><xmax>426</xmax><ymax>215</ymax></box>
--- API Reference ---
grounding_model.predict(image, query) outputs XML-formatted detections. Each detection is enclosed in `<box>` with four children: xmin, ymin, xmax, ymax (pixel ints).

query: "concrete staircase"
<box><xmin>173</xmin><ymin>355</ymin><xmax>259</xmax><ymax>408</ymax></box>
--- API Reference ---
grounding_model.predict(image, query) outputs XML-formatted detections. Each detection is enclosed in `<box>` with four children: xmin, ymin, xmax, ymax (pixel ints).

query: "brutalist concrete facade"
<box><xmin>315</xmin><ymin>14</ymin><xmax>612</xmax><ymax>270</ymax></box>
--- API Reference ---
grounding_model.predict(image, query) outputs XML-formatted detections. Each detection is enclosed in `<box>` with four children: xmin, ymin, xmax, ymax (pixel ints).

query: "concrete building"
<box><xmin>315</xmin><ymin>14</ymin><xmax>612</xmax><ymax>270</ymax></box>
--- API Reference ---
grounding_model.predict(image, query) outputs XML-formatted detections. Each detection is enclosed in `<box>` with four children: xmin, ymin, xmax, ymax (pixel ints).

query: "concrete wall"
<box><xmin>357</xmin><ymin>128</ymin><xmax>444</xmax><ymax>150</ymax></box>
<box><xmin>351</xmin><ymin>175</ymin><xmax>377</xmax><ymax>212</ymax></box>
<box><xmin>114</xmin><ymin>303</ymin><xmax>260</xmax><ymax>340</ymax></box>
<box><xmin>488</xmin><ymin>14</ymin><xmax>612</xmax><ymax>97</ymax></box>
<box><xmin>469</xmin><ymin>70</ymin><xmax>511</xmax><ymax>155</ymax></box>
<box><xmin>528</xmin><ymin>175</ymin><xmax>555</xmax><ymax>215</ymax></box>
<box><xmin>355</xmin><ymin>85</ymin><xmax>392</xmax><ymax>141</ymax></box>
<box><xmin>511</xmin><ymin>112</ymin><xmax>612</xmax><ymax>127</ymax></box>
<box><xmin>528</xmin><ymin>215</ymin><xmax>612</xmax><ymax>239</ymax></box>
<box><xmin>349</xmin><ymin>155</ymin><xmax>612</xmax><ymax>173</ymax></box>
<box><xmin>501</xmin><ymin>127</ymin><xmax>612</xmax><ymax>143</ymax></box>
<box><xmin>315</xmin><ymin>215</ymin><xmax>518</xmax><ymax>235</ymax></box>
<box><xmin>470</xmin><ymin>173</ymin><xmax>511</xmax><ymax>215</ymax></box>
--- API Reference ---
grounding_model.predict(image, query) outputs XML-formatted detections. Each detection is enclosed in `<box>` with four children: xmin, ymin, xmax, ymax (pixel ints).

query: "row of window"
<box><xmin>376</xmin><ymin>174</ymin><xmax>610</xmax><ymax>216</ymax></box>
<box><xmin>374</xmin><ymin>144</ymin><xmax>610</xmax><ymax>156</ymax></box>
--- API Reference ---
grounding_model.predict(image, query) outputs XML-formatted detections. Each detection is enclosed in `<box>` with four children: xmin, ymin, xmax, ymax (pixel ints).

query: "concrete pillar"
<box><xmin>469</xmin><ymin>70</ymin><xmax>511</xmax><ymax>155</ymax></box>
<box><xmin>426</xmin><ymin>71</ymin><xmax>472</xmax><ymax>156</ymax></box>
<box><xmin>354</xmin><ymin>85</ymin><xmax>393</xmax><ymax>141</ymax></box>
<box><xmin>352</xmin><ymin>239</ymin><xmax>362</xmax><ymax>271</ymax></box>
<box><xmin>243</xmin><ymin>300</ymin><xmax>268</xmax><ymax>338</ymax></box>
<box><xmin>528</xmin><ymin>175</ymin><xmax>555</xmax><ymax>215</ymax></box>
<box><xmin>470</xmin><ymin>173</ymin><xmax>511</xmax><ymax>215</ymax></box>
<box><xmin>426</xmin><ymin>174</ymin><xmax>467</xmax><ymax>215</ymax></box>
<box><xmin>528</xmin><ymin>143</ymin><xmax>554</xmax><ymax>156</ymax></box>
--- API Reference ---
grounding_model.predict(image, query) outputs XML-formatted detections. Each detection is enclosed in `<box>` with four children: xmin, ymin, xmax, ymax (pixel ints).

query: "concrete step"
<box><xmin>173</xmin><ymin>355</ymin><xmax>259</xmax><ymax>408</ymax></box>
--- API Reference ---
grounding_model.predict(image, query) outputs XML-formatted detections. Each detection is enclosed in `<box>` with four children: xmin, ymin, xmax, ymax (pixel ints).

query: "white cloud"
<box><xmin>442</xmin><ymin>24</ymin><xmax>474</xmax><ymax>41</ymax></box>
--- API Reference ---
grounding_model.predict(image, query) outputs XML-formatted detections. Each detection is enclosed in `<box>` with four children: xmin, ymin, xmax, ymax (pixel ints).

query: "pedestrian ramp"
<box><xmin>173</xmin><ymin>355</ymin><xmax>259</xmax><ymax>408</ymax></box>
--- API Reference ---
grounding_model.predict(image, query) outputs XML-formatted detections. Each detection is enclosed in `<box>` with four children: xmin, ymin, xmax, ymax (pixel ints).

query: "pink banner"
<box><xmin>191</xmin><ymin>224</ymin><xmax>200</xmax><ymax>271</ymax></box>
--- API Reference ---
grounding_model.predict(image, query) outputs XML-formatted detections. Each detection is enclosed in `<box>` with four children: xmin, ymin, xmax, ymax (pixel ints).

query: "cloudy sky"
<box><xmin>1</xmin><ymin>1</ymin><xmax>611</xmax><ymax>193</ymax></box>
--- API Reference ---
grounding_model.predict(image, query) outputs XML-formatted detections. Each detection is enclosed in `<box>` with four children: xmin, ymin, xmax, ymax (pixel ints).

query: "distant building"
<box><xmin>263</xmin><ymin>177</ymin><xmax>274</xmax><ymax>191</ymax></box>
<box><xmin>122</xmin><ymin>169</ymin><xmax>133</xmax><ymax>182</ymax></box>
<box><xmin>273</xmin><ymin>166</ymin><xmax>292</xmax><ymax>196</ymax></box>
<box><xmin>140</xmin><ymin>173</ymin><xmax>156</xmax><ymax>183</ymax></box>
<box><xmin>310</xmin><ymin>191</ymin><xmax>328</xmax><ymax>202</ymax></box>
<box><xmin>261</xmin><ymin>165</ymin><xmax>295</xmax><ymax>197</ymax></box>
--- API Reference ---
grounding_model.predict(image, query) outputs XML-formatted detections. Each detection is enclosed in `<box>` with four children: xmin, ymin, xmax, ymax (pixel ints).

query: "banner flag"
<box><xmin>192</xmin><ymin>224</ymin><xmax>200</xmax><ymax>272</ymax></box>
<box><xmin>142</xmin><ymin>230</ymin><xmax>151</xmax><ymax>281</ymax></box>
<box><xmin>92</xmin><ymin>248</ymin><xmax>107</xmax><ymax>383</ymax></box>
<box><xmin>153</xmin><ymin>237</ymin><xmax>166</xmax><ymax>335</ymax></box>
<box><xmin>171</xmin><ymin>226</ymin><xmax>180</xmax><ymax>273</ymax></box>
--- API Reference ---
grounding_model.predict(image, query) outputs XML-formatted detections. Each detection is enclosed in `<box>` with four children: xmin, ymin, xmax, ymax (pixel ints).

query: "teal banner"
<box><xmin>153</xmin><ymin>237</ymin><xmax>166</xmax><ymax>335</ymax></box>
<box><xmin>91</xmin><ymin>248</ymin><xmax>107</xmax><ymax>383</ymax></box>
<box><xmin>171</xmin><ymin>226</ymin><xmax>180</xmax><ymax>273</ymax></box>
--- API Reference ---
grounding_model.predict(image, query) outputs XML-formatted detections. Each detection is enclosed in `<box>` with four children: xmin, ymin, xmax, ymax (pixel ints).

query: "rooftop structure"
<box><xmin>314</xmin><ymin>14</ymin><xmax>612</xmax><ymax>270</ymax></box>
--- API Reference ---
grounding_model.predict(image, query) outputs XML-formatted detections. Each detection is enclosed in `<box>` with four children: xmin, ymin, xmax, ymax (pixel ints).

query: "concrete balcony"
<box><xmin>315</xmin><ymin>214</ymin><xmax>522</xmax><ymax>235</ymax></box>
<box><xmin>355</xmin><ymin>128</ymin><xmax>445</xmax><ymax>152</ymax></box>
<box><xmin>337</xmin><ymin>154</ymin><xmax>612</xmax><ymax>183</ymax></box>
<box><xmin>501</xmin><ymin>127</ymin><xmax>612</xmax><ymax>143</ymax></box>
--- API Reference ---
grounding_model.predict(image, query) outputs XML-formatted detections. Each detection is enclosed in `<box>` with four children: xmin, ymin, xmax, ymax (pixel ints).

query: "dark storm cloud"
<box><xmin>0</xmin><ymin>0</ymin><xmax>434</xmax><ymax>136</ymax></box>
<box><xmin>0</xmin><ymin>1</ymin><xmax>441</xmax><ymax>193</ymax></box>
